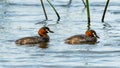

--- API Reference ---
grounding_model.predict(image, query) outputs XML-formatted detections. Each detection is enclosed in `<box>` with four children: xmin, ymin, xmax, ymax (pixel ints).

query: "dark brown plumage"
<box><xmin>15</xmin><ymin>27</ymin><xmax>54</xmax><ymax>45</ymax></box>
<box><xmin>65</xmin><ymin>30</ymin><xmax>99</xmax><ymax>44</ymax></box>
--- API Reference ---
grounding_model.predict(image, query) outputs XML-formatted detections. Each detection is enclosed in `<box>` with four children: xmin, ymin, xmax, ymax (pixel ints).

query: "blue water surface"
<box><xmin>0</xmin><ymin>0</ymin><xmax>120</xmax><ymax>68</ymax></box>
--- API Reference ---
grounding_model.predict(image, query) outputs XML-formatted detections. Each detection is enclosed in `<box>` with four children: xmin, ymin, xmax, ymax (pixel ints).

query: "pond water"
<box><xmin>0</xmin><ymin>0</ymin><xmax>120</xmax><ymax>68</ymax></box>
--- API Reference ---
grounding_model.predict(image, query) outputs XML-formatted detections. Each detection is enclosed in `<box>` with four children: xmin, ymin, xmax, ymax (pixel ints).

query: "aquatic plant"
<box><xmin>82</xmin><ymin>0</ymin><xmax>86</xmax><ymax>7</ymax></box>
<box><xmin>85</xmin><ymin>0</ymin><xmax>90</xmax><ymax>29</ymax></box>
<box><xmin>40</xmin><ymin>0</ymin><xmax>60</xmax><ymax>22</ymax></box>
<box><xmin>85</xmin><ymin>0</ymin><xmax>91</xmax><ymax>30</ymax></box>
<box><xmin>40</xmin><ymin>0</ymin><xmax>48</xmax><ymax>20</ymax></box>
<box><xmin>102</xmin><ymin>0</ymin><xmax>110</xmax><ymax>22</ymax></box>
<box><xmin>47</xmin><ymin>0</ymin><xmax>60</xmax><ymax>22</ymax></box>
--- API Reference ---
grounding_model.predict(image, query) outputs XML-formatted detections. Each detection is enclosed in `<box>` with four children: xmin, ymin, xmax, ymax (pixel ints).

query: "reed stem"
<box><xmin>40</xmin><ymin>0</ymin><xmax>48</xmax><ymax>20</ymax></box>
<box><xmin>102</xmin><ymin>0</ymin><xmax>110</xmax><ymax>22</ymax></box>
<box><xmin>87</xmin><ymin>22</ymin><xmax>91</xmax><ymax>30</ymax></box>
<box><xmin>47</xmin><ymin>0</ymin><xmax>61</xmax><ymax>21</ymax></box>
<box><xmin>86</xmin><ymin>0</ymin><xmax>91</xmax><ymax>24</ymax></box>
<box><xmin>82</xmin><ymin>0</ymin><xmax>86</xmax><ymax>7</ymax></box>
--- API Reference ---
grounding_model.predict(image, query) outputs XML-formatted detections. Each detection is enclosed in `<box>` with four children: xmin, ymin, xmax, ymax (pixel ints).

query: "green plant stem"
<box><xmin>87</xmin><ymin>22</ymin><xmax>91</xmax><ymax>30</ymax></box>
<box><xmin>82</xmin><ymin>0</ymin><xmax>86</xmax><ymax>7</ymax></box>
<box><xmin>40</xmin><ymin>0</ymin><xmax>48</xmax><ymax>20</ymax></box>
<box><xmin>102</xmin><ymin>0</ymin><xmax>110</xmax><ymax>22</ymax></box>
<box><xmin>86</xmin><ymin>0</ymin><xmax>90</xmax><ymax>24</ymax></box>
<box><xmin>47</xmin><ymin>0</ymin><xmax>60</xmax><ymax>21</ymax></box>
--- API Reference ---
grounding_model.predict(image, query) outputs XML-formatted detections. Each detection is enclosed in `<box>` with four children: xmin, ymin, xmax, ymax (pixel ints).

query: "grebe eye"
<box><xmin>92</xmin><ymin>33</ymin><xmax>96</xmax><ymax>37</ymax></box>
<box><xmin>46</xmin><ymin>29</ymin><xmax>49</xmax><ymax>32</ymax></box>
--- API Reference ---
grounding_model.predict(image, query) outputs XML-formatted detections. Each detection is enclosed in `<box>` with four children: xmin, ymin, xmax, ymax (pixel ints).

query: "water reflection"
<box><xmin>0</xmin><ymin>0</ymin><xmax>120</xmax><ymax>67</ymax></box>
<box><xmin>0</xmin><ymin>0</ymin><xmax>7</xmax><ymax>30</ymax></box>
<box><xmin>0</xmin><ymin>0</ymin><xmax>6</xmax><ymax>19</ymax></box>
<box><xmin>38</xmin><ymin>42</ymin><xmax>48</xmax><ymax>49</ymax></box>
<box><xmin>16</xmin><ymin>42</ymin><xmax>48</xmax><ymax>49</ymax></box>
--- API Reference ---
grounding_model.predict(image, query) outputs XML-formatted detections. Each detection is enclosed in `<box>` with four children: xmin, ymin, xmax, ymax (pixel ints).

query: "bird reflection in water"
<box><xmin>38</xmin><ymin>42</ymin><xmax>48</xmax><ymax>49</ymax></box>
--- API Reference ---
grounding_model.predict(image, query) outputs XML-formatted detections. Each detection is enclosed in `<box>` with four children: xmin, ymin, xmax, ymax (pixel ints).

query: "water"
<box><xmin>0</xmin><ymin>0</ymin><xmax>120</xmax><ymax>68</ymax></box>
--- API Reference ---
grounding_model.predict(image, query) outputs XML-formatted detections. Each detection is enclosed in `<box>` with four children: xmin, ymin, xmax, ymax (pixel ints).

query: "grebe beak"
<box><xmin>46</xmin><ymin>29</ymin><xmax>54</xmax><ymax>33</ymax></box>
<box><xmin>93</xmin><ymin>33</ymin><xmax>99</xmax><ymax>38</ymax></box>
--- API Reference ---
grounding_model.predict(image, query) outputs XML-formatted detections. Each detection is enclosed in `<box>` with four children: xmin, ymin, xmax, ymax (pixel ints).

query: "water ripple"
<box><xmin>0</xmin><ymin>0</ymin><xmax>120</xmax><ymax>67</ymax></box>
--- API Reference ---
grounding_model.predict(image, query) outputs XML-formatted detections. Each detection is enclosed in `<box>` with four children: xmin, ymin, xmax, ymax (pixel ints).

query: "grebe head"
<box><xmin>38</xmin><ymin>27</ymin><xmax>54</xmax><ymax>37</ymax></box>
<box><xmin>85</xmin><ymin>30</ymin><xmax>99</xmax><ymax>38</ymax></box>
